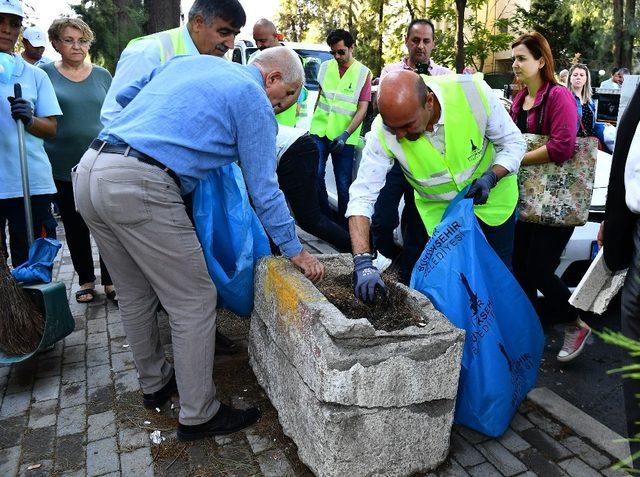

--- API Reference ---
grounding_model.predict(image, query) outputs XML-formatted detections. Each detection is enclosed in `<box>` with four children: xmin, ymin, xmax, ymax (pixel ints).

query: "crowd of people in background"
<box><xmin>2</xmin><ymin>0</ymin><xmax>640</xmax><ymax>457</ymax></box>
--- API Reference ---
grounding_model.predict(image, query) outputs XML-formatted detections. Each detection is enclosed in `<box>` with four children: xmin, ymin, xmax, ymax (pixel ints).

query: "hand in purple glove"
<box><xmin>465</xmin><ymin>170</ymin><xmax>498</xmax><ymax>205</ymax></box>
<box><xmin>353</xmin><ymin>253</ymin><xmax>386</xmax><ymax>303</ymax></box>
<box><xmin>7</xmin><ymin>96</ymin><xmax>34</xmax><ymax>127</ymax></box>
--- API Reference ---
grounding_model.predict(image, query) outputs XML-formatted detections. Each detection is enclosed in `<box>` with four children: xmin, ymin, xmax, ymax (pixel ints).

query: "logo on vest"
<box><xmin>468</xmin><ymin>138</ymin><xmax>483</xmax><ymax>162</ymax></box>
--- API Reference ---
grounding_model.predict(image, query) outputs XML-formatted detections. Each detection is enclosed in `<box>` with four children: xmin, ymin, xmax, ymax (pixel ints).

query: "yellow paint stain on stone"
<box><xmin>263</xmin><ymin>258</ymin><xmax>325</xmax><ymax>332</ymax></box>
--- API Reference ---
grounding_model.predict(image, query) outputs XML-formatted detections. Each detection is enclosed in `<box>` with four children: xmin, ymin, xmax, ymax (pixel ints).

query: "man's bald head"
<box><xmin>377</xmin><ymin>70</ymin><xmax>435</xmax><ymax>141</ymax></box>
<box><xmin>250</xmin><ymin>46</ymin><xmax>304</xmax><ymax>113</ymax></box>
<box><xmin>253</xmin><ymin>18</ymin><xmax>280</xmax><ymax>50</ymax></box>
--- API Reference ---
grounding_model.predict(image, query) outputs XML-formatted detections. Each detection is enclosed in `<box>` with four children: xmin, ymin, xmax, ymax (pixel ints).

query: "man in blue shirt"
<box><xmin>73</xmin><ymin>47</ymin><xmax>324</xmax><ymax>441</ymax></box>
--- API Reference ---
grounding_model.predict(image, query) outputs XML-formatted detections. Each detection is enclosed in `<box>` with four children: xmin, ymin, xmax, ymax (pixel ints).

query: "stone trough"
<box><xmin>249</xmin><ymin>254</ymin><xmax>464</xmax><ymax>477</ymax></box>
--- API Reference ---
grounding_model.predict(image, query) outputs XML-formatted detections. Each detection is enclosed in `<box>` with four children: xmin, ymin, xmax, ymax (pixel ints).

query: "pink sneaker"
<box><xmin>557</xmin><ymin>320</ymin><xmax>591</xmax><ymax>362</ymax></box>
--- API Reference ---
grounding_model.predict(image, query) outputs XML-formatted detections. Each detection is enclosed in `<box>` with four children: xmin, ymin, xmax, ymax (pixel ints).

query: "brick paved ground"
<box><xmin>0</xmin><ymin>225</ymin><xmax>632</xmax><ymax>476</ymax></box>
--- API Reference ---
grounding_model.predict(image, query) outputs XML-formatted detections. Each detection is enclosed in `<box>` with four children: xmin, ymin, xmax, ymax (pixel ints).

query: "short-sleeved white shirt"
<box><xmin>0</xmin><ymin>54</ymin><xmax>62</xmax><ymax>199</ymax></box>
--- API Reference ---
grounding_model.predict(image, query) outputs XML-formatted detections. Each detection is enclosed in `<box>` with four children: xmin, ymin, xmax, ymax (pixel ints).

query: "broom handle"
<box><xmin>14</xmin><ymin>83</ymin><xmax>34</xmax><ymax>248</ymax></box>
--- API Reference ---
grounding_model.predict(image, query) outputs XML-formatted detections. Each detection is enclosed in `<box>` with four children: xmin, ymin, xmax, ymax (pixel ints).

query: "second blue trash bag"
<box><xmin>410</xmin><ymin>192</ymin><xmax>544</xmax><ymax>437</ymax></box>
<box><xmin>12</xmin><ymin>238</ymin><xmax>62</xmax><ymax>284</ymax></box>
<box><xmin>192</xmin><ymin>163</ymin><xmax>271</xmax><ymax>317</ymax></box>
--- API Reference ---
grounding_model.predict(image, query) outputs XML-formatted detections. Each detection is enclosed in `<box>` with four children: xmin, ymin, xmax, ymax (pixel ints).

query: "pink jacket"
<box><xmin>510</xmin><ymin>81</ymin><xmax>578</xmax><ymax>164</ymax></box>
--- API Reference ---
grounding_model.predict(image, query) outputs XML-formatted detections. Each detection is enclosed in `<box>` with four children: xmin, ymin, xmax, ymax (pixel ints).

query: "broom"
<box><xmin>0</xmin><ymin>251</ymin><xmax>44</xmax><ymax>355</ymax></box>
<box><xmin>0</xmin><ymin>83</ymin><xmax>45</xmax><ymax>355</ymax></box>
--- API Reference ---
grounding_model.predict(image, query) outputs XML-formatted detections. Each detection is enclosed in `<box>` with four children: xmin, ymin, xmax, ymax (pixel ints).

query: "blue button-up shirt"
<box><xmin>100</xmin><ymin>25</ymin><xmax>198</xmax><ymax>129</ymax></box>
<box><xmin>99</xmin><ymin>55</ymin><xmax>303</xmax><ymax>257</ymax></box>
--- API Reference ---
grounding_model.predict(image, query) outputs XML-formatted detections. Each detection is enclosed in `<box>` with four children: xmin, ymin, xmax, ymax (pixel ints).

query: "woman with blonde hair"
<box><xmin>567</xmin><ymin>63</ymin><xmax>607</xmax><ymax>144</ymax></box>
<box><xmin>41</xmin><ymin>17</ymin><xmax>115</xmax><ymax>303</ymax></box>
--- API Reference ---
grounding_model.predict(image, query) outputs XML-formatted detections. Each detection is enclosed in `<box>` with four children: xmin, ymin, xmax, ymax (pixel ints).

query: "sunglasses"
<box><xmin>331</xmin><ymin>49</ymin><xmax>348</xmax><ymax>56</ymax></box>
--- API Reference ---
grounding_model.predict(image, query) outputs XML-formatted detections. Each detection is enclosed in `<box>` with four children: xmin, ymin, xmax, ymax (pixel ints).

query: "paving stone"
<box><xmin>114</xmin><ymin>369</ymin><xmax>139</xmax><ymax>395</ymax></box>
<box><xmin>602</xmin><ymin>466</ymin><xmax>630</xmax><ymax>476</ymax></box>
<box><xmin>527</xmin><ymin>410</ymin><xmax>564</xmax><ymax>437</ymax></box>
<box><xmin>68</xmin><ymin>302</ymin><xmax>87</xmax><ymax>319</ymax></box>
<box><xmin>255</xmin><ymin>448</ymin><xmax>294</xmax><ymax>477</ymax></box>
<box><xmin>63</xmin><ymin>345</ymin><xmax>85</xmax><ymax>365</ymax></box>
<box><xmin>87</xmin><ymin>385</ymin><xmax>115</xmax><ymax>415</ymax></box>
<box><xmin>21</xmin><ymin>426</ymin><xmax>55</xmax><ymax>462</ymax></box>
<box><xmin>510</xmin><ymin>413</ymin><xmax>535</xmax><ymax>432</ymax></box>
<box><xmin>5</xmin><ymin>367</ymin><xmax>35</xmax><ymax>394</ymax></box>
<box><xmin>109</xmin><ymin>337</ymin><xmax>128</xmax><ymax>355</ymax></box>
<box><xmin>111</xmin><ymin>352</ymin><xmax>135</xmax><ymax>373</ymax></box>
<box><xmin>456</xmin><ymin>425</ymin><xmax>490</xmax><ymax>444</ymax></box>
<box><xmin>450</xmin><ymin>432</ymin><xmax>485</xmax><ymax>468</ymax></box>
<box><xmin>561</xmin><ymin>436</ymin><xmax>612</xmax><ymax>469</ymax></box>
<box><xmin>87</xmin><ymin>318</ymin><xmax>107</xmax><ymax>335</ymax></box>
<box><xmin>86</xmin><ymin>305</ymin><xmax>107</xmax><ymax>321</ymax></box>
<box><xmin>18</xmin><ymin>458</ymin><xmax>53</xmax><ymax>476</ymax></box>
<box><xmin>517</xmin><ymin>447</ymin><xmax>567</xmax><ymax>477</ymax></box>
<box><xmin>245</xmin><ymin>431</ymin><xmax>276</xmax><ymax>454</ymax></box>
<box><xmin>59</xmin><ymin>469</ymin><xmax>85</xmax><ymax>477</ymax></box>
<box><xmin>558</xmin><ymin>457</ymin><xmax>602</xmax><ymax>477</ymax></box>
<box><xmin>57</xmin><ymin>405</ymin><xmax>86</xmax><ymax>436</ymax></box>
<box><xmin>106</xmin><ymin>310</ymin><xmax>122</xmax><ymax>324</ymax></box>
<box><xmin>0</xmin><ymin>414</ymin><xmax>27</xmax><ymax>449</ymax></box>
<box><xmin>498</xmin><ymin>428</ymin><xmax>531</xmax><ymax>453</ymax></box>
<box><xmin>0</xmin><ymin>391</ymin><xmax>31</xmax><ymax>418</ymax></box>
<box><xmin>0</xmin><ymin>446</ymin><xmax>20</xmax><ymax>476</ymax></box>
<box><xmin>54</xmin><ymin>433</ymin><xmax>85</xmax><ymax>472</ymax></box>
<box><xmin>86</xmin><ymin>347</ymin><xmax>109</xmax><ymax>368</ymax></box>
<box><xmin>60</xmin><ymin>381</ymin><xmax>86</xmax><ymax>409</ymax></box>
<box><xmin>520</xmin><ymin>428</ymin><xmax>573</xmax><ymax>461</ymax></box>
<box><xmin>86</xmin><ymin>437</ymin><xmax>119</xmax><ymax>477</ymax></box>
<box><xmin>467</xmin><ymin>461</ymin><xmax>502</xmax><ymax>476</ymax></box>
<box><xmin>86</xmin><ymin>364</ymin><xmax>111</xmax><ymax>389</ymax></box>
<box><xmin>63</xmin><ymin>330</ymin><xmax>86</xmax><ymax>347</ymax></box>
<box><xmin>73</xmin><ymin>316</ymin><xmax>86</xmax><ymax>330</ymax></box>
<box><xmin>61</xmin><ymin>363</ymin><xmax>85</xmax><ymax>385</ymax></box>
<box><xmin>120</xmin><ymin>446</ymin><xmax>153</xmax><ymax>477</ymax></box>
<box><xmin>35</xmin><ymin>357</ymin><xmax>62</xmax><ymax>378</ymax></box>
<box><xmin>32</xmin><ymin>376</ymin><xmax>60</xmax><ymax>402</ymax></box>
<box><xmin>86</xmin><ymin>332</ymin><xmax>108</xmax><ymax>350</ymax></box>
<box><xmin>107</xmin><ymin>322</ymin><xmax>125</xmax><ymax>339</ymax></box>
<box><xmin>477</xmin><ymin>441</ymin><xmax>527</xmax><ymax>476</ymax></box>
<box><xmin>27</xmin><ymin>399</ymin><xmax>57</xmax><ymax>429</ymax></box>
<box><xmin>437</xmin><ymin>459</ymin><xmax>470</xmax><ymax>476</ymax></box>
<box><xmin>87</xmin><ymin>410</ymin><xmax>116</xmax><ymax>442</ymax></box>
<box><xmin>119</xmin><ymin>427</ymin><xmax>149</xmax><ymax>450</ymax></box>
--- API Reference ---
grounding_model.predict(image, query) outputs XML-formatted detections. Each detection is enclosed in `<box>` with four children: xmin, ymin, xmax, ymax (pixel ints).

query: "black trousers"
<box><xmin>512</xmin><ymin>221</ymin><xmax>578</xmax><ymax>323</ymax></box>
<box><xmin>277</xmin><ymin>135</ymin><xmax>351</xmax><ymax>253</ymax></box>
<box><xmin>55</xmin><ymin>180</ymin><xmax>112</xmax><ymax>286</ymax></box>
<box><xmin>371</xmin><ymin>161</ymin><xmax>429</xmax><ymax>284</ymax></box>
<box><xmin>0</xmin><ymin>194</ymin><xmax>57</xmax><ymax>267</ymax></box>
<box><xmin>622</xmin><ymin>220</ymin><xmax>640</xmax><ymax>462</ymax></box>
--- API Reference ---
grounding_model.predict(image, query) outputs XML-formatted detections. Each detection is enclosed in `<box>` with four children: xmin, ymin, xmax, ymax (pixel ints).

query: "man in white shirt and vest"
<box><xmin>347</xmin><ymin>70</ymin><xmax>526</xmax><ymax>302</ymax></box>
<box><xmin>310</xmin><ymin>29</ymin><xmax>371</xmax><ymax>225</ymax></box>
<box><xmin>100</xmin><ymin>0</ymin><xmax>245</xmax><ymax>354</ymax></box>
<box><xmin>373</xmin><ymin>18</ymin><xmax>453</xmax><ymax>284</ymax></box>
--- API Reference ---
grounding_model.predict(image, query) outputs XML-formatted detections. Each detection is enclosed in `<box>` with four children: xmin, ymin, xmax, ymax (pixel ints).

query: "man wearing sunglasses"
<box><xmin>310</xmin><ymin>29</ymin><xmax>371</xmax><ymax>227</ymax></box>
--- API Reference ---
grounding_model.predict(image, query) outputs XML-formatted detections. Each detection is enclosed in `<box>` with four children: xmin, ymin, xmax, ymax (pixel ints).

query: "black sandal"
<box><xmin>75</xmin><ymin>288</ymin><xmax>96</xmax><ymax>303</ymax></box>
<box><xmin>105</xmin><ymin>289</ymin><xmax>118</xmax><ymax>305</ymax></box>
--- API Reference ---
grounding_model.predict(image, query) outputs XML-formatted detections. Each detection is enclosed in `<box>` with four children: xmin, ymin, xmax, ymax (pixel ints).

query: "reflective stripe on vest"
<box><xmin>377</xmin><ymin>73</ymin><xmax>518</xmax><ymax>235</ymax></box>
<box><xmin>310</xmin><ymin>59</ymin><xmax>370</xmax><ymax>145</ymax></box>
<box><xmin>126</xmin><ymin>27</ymin><xmax>186</xmax><ymax>65</ymax></box>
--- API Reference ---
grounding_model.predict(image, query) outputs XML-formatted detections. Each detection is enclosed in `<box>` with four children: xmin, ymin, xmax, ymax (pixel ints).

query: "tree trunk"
<box><xmin>144</xmin><ymin>0</ymin><xmax>180</xmax><ymax>35</ymax></box>
<box><xmin>613</xmin><ymin>0</ymin><xmax>624</xmax><ymax>66</ymax></box>
<box><xmin>377</xmin><ymin>0</ymin><xmax>384</xmax><ymax>77</ymax></box>
<box><xmin>622</xmin><ymin>0</ymin><xmax>637</xmax><ymax>67</ymax></box>
<box><xmin>455</xmin><ymin>0</ymin><xmax>467</xmax><ymax>73</ymax></box>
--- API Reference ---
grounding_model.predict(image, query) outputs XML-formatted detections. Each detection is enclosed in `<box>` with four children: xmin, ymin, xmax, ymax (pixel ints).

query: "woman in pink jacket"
<box><xmin>509</xmin><ymin>32</ymin><xmax>590</xmax><ymax>363</ymax></box>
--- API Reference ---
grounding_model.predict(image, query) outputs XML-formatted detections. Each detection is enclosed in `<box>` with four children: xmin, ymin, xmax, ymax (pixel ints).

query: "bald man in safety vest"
<box><xmin>347</xmin><ymin>70</ymin><xmax>526</xmax><ymax>303</ymax></box>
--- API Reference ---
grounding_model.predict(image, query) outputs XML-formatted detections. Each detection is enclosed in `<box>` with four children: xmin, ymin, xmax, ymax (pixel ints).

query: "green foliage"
<box><xmin>72</xmin><ymin>0</ymin><xmax>146</xmax><ymax>73</ymax></box>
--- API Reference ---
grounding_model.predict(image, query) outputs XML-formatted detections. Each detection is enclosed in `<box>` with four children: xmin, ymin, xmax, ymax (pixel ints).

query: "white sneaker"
<box><xmin>557</xmin><ymin>319</ymin><xmax>592</xmax><ymax>362</ymax></box>
<box><xmin>372</xmin><ymin>252</ymin><xmax>392</xmax><ymax>273</ymax></box>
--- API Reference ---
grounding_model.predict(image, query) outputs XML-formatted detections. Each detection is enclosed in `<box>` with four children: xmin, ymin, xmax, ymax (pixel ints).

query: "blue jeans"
<box><xmin>313</xmin><ymin>135</ymin><xmax>354</xmax><ymax>226</ymax></box>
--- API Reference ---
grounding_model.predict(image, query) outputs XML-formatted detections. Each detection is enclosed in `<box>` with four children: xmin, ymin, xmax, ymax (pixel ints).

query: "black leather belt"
<box><xmin>90</xmin><ymin>139</ymin><xmax>181</xmax><ymax>188</ymax></box>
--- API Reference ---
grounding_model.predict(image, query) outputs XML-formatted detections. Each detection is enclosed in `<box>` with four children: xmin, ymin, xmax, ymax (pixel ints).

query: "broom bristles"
<box><xmin>0</xmin><ymin>252</ymin><xmax>44</xmax><ymax>355</ymax></box>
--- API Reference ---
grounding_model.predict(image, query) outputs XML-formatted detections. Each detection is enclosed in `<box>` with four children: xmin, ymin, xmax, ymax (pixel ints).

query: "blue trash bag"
<box><xmin>11</xmin><ymin>238</ymin><xmax>62</xmax><ymax>284</ymax></box>
<box><xmin>410</xmin><ymin>192</ymin><xmax>544</xmax><ymax>437</ymax></box>
<box><xmin>192</xmin><ymin>163</ymin><xmax>271</xmax><ymax>317</ymax></box>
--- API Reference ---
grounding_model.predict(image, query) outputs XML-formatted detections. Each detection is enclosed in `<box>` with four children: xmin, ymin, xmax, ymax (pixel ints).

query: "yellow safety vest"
<box><xmin>126</xmin><ymin>27</ymin><xmax>187</xmax><ymax>64</ymax></box>
<box><xmin>377</xmin><ymin>73</ymin><xmax>518</xmax><ymax>235</ymax></box>
<box><xmin>276</xmin><ymin>103</ymin><xmax>298</xmax><ymax>126</ymax></box>
<box><xmin>310</xmin><ymin>59</ymin><xmax>370</xmax><ymax>146</ymax></box>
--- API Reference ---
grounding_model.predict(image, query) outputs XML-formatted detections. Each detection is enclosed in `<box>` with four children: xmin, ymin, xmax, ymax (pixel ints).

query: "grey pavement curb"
<box><xmin>528</xmin><ymin>387</ymin><xmax>631</xmax><ymax>463</ymax></box>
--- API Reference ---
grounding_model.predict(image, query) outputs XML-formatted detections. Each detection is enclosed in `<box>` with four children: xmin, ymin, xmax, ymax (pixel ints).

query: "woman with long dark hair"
<box><xmin>509</xmin><ymin>32</ymin><xmax>590</xmax><ymax>363</ymax></box>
